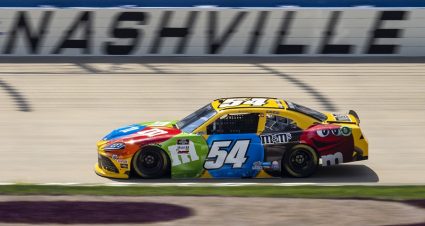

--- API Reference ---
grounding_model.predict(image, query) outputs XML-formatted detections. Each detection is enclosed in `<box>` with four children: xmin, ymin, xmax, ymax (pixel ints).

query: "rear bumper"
<box><xmin>353</xmin><ymin>151</ymin><xmax>368</xmax><ymax>162</ymax></box>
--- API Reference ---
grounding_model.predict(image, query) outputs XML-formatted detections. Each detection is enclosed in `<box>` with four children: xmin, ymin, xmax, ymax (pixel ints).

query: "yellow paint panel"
<box><xmin>255</xmin><ymin>170</ymin><xmax>274</xmax><ymax>178</ymax></box>
<box><xmin>200</xmin><ymin>170</ymin><xmax>213</xmax><ymax>178</ymax></box>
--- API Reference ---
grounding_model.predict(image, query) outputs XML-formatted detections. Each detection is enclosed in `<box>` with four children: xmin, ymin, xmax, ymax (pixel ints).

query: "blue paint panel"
<box><xmin>103</xmin><ymin>124</ymin><xmax>145</xmax><ymax>141</ymax></box>
<box><xmin>0</xmin><ymin>0</ymin><xmax>424</xmax><ymax>7</ymax></box>
<box><xmin>206</xmin><ymin>133</ymin><xmax>263</xmax><ymax>178</ymax></box>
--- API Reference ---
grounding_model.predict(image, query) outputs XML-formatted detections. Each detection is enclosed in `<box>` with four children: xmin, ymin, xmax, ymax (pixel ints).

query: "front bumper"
<box><xmin>94</xmin><ymin>163</ymin><xmax>129</xmax><ymax>179</ymax></box>
<box><xmin>95</xmin><ymin>153</ymin><xmax>131</xmax><ymax>179</ymax></box>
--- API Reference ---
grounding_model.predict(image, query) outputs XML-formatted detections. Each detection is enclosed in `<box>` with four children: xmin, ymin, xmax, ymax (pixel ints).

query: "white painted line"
<box><xmin>275</xmin><ymin>183</ymin><xmax>318</xmax><ymax>186</ymax></box>
<box><xmin>211</xmin><ymin>183</ymin><xmax>259</xmax><ymax>186</ymax></box>
<box><xmin>1</xmin><ymin>182</ymin><xmax>323</xmax><ymax>187</ymax></box>
<box><xmin>42</xmin><ymin>182</ymin><xmax>82</xmax><ymax>186</ymax></box>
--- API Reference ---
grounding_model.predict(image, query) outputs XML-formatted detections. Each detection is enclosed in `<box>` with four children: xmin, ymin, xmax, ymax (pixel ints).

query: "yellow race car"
<box><xmin>95</xmin><ymin>97</ymin><xmax>368</xmax><ymax>179</ymax></box>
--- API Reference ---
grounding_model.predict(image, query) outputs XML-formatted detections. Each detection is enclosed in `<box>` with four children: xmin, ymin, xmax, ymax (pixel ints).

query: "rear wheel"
<box><xmin>282</xmin><ymin>144</ymin><xmax>318</xmax><ymax>178</ymax></box>
<box><xmin>132</xmin><ymin>146</ymin><xmax>170</xmax><ymax>179</ymax></box>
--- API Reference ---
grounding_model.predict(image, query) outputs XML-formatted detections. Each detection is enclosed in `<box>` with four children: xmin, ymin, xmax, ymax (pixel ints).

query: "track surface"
<box><xmin>0</xmin><ymin>196</ymin><xmax>424</xmax><ymax>226</ymax></box>
<box><xmin>0</xmin><ymin>57</ymin><xmax>424</xmax><ymax>184</ymax></box>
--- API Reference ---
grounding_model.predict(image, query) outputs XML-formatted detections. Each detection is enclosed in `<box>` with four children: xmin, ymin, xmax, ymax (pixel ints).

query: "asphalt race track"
<box><xmin>1</xmin><ymin>196</ymin><xmax>424</xmax><ymax>226</ymax></box>
<box><xmin>0</xmin><ymin>57</ymin><xmax>424</xmax><ymax>184</ymax></box>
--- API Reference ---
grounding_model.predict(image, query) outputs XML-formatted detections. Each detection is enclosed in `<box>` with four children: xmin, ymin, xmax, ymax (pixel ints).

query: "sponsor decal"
<box><xmin>271</xmin><ymin>160</ymin><xmax>279</xmax><ymax>170</ymax></box>
<box><xmin>252</xmin><ymin>161</ymin><xmax>262</xmax><ymax>170</ymax></box>
<box><xmin>119</xmin><ymin>126</ymin><xmax>139</xmax><ymax>133</ymax></box>
<box><xmin>103</xmin><ymin>124</ymin><xmax>146</xmax><ymax>141</ymax></box>
<box><xmin>321</xmin><ymin>152</ymin><xmax>344</xmax><ymax>166</ymax></box>
<box><xmin>137</xmin><ymin>128</ymin><xmax>168</xmax><ymax>137</ymax></box>
<box><xmin>316</xmin><ymin>127</ymin><xmax>352</xmax><ymax>137</ymax></box>
<box><xmin>111</xmin><ymin>154</ymin><xmax>118</xmax><ymax>160</ymax></box>
<box><xmin>168</xmin><ymin>140</ymin><xmax>199</xmax><ymax>166</ymax></box>
<box><xmin>261</xmin><ymin>162</ymin><xmax>272</xmax><ymax>169</ymax></box>
<box><xmin>252</xmin><ymin>161</ymin><xmax>280</xmax><ymax>170</ymax></box>
<box><xmin>260</xmin><ymin>133</ymin><xmax>292</xmax><ymax>145</ymax></box>
<box><xmin>177</xmin><ymin>139</ymin><xmax>190</xmax><ymax>145</ymax></box>
<box><xmin>117</xmin><ymin>159</ymin><xmax>128</xmax><ymax>164</ymax></box>
<box><xmin>333</xmin><ymin>114</ymin><xmax>351</xmax><ymax>121</ymax></box>
<box><xmin>120</xmin><ymin>163</ymin><xmax>129</xmax><ymax>168</ymax></box>
<box><xmin>176</xmin><ymin>139</ymin><xmax>190</xmax><ymax>154</ymax></box>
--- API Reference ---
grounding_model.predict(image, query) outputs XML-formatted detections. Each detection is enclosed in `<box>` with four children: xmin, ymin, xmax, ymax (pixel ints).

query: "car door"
<box><xmin>259</xmin><ymin>113</ymin><xmax>303</xmax><ymax>176</ymax></box>
<box><xmin>202</xmin><ymin>112</ymin><xmax>265</xmax><ymax>178</ymax></box>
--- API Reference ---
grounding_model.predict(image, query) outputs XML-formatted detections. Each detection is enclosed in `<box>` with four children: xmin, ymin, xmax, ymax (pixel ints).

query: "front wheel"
<box><xmin>132</xmin><ymin>146</ymin><xmax>170</xmax><ymax>179</ymax></box>
<box><xmin>282</xmin><ymin>144</ymin><xmax>319</xmax><ymax>178</ymax></box>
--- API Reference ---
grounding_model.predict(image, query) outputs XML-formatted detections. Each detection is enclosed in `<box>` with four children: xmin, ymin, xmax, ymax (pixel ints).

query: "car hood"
<box><xmin>102</xmin><ymin>120</ymin><xmax>178</xmax><ymax>141</ymax></box>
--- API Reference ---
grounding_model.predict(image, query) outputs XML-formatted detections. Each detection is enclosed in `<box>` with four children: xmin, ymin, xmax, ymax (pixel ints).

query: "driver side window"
<box><xmin>207</xmin><ymin>113</ymin><xmax>259</xmax><ymax>134</ymax></box>
<box><xmin>264</xmin><ymin>114</ymin><xmax>299</xmax><ymax>133</ymax></box>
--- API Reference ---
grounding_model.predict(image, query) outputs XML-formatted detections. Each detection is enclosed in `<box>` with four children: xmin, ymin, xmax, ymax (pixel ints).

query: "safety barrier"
<box><xmin>0</xmin><ymin>8</ymin><xmax>424</xmax><ymax>56</ymax></box>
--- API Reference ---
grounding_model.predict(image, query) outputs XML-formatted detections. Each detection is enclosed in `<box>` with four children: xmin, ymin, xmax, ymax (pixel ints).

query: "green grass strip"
<box><xmin>0</xmin><ymin>185</ymin><xmax>425</xmax><ymax>200</ymax></box>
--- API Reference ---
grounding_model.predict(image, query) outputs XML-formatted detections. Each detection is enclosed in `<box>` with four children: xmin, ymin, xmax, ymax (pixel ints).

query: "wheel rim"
<box><xmin>136</xmin><ymin>150</ymin><xmax>163</xmax><ymax>176</ymax></box>
<box><xmin>288</xmin><ymin>148</ymin><xmax>314</xmax><ymax>174</ymax></box>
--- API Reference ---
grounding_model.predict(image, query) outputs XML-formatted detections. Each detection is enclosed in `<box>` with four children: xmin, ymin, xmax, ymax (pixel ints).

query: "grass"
<box><xmin>0</xmin><ymin>185</ymin><xmax>424</xmax><ymax>200</ymax></box>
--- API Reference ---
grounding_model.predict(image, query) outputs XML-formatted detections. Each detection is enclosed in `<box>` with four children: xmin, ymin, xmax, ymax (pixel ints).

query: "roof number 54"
<box><xmin>219</xmin><ymin>98</ymin><xmax>267</xmax><ymax>108</ymax></box>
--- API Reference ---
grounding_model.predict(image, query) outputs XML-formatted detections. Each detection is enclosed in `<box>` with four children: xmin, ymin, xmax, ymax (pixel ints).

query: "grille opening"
<box><xmin>98</xmin><ymin>155</ymin><xmax>118</xmax><ymax>173</ymax></box>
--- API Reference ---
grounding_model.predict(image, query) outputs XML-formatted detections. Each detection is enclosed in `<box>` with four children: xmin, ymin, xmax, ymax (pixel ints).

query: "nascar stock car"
<box><xmin>95</xmin><ymin>97</ymin><xmax>368</xmax><ymax>179</ymax></box>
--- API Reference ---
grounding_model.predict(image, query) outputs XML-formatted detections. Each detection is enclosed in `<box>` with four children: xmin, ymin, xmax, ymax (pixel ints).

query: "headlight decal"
<box><xmin>104</xmin><ymin>142</ymin><xmax>126</xmax><ymax>151</ymax></box>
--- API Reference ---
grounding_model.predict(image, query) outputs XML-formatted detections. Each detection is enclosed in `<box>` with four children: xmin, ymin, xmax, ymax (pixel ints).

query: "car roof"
<box><xmin>211</xmin><ymin>97</ymin><xmax>287</xmax><ymax>111</ymax></box>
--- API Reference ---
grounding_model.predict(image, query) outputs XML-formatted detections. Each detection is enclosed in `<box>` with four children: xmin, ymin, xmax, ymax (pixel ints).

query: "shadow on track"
<box><xmin>0</xmin><ymin>201</ymin><xmax>192</xmax><ymax>224</ymax></box>
<box><xmin>285</xmin><ymin>164</ymin><xmax>379</xmax><ymax>183</ymax></box>
<box><xmin>0</xmin><ymin>79</ymin><xmax>32</xmax><ymax>112</ymax></box>
<box><xmin>111</xmin><ymin>164</ymin><xmax>378</xmax><ymax>184</ymax></box>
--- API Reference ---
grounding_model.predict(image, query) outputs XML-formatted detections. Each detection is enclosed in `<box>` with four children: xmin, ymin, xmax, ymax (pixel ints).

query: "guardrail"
<box><xmin>0</xmin><ymin>8</ymin><xmax>424</xmax><ymax>56</ymax></box>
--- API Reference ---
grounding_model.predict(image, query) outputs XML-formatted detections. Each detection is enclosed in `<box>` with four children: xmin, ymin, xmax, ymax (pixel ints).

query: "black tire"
<box><xmin>132</xmin><ymin>146</ymin><xmax>170</xmax><ymax>179</ymax></box>
<box><xmin>282</xmin><ymin>144</ymin><xmax>319</xmax><ymax>178</ymax></box>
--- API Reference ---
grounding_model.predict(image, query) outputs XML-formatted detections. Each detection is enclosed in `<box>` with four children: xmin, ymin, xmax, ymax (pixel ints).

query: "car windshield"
<box><xmin>176</xmin><ymin>104</ymin><xmax>217</xmax><ymax>133</ymax></box>
<box><xmin>286</xmin><ymin>101</ymin><xmax>328</xmax><ymax>121</ymax></box>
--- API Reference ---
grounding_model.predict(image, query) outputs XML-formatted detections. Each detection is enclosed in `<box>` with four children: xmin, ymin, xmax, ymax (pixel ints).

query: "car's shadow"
<box><xmin>282</xmin><ymin>164</ymin><xmax>379</xmax><ymax>183</ymax></box>
<box><xmin>110</xmin><ymin>164</ymin><xmax>378</xmax><ymax>184</ymax></box>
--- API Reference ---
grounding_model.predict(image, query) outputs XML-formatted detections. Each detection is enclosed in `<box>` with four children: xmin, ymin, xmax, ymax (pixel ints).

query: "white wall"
<box><xmin>0</xmin><ymin>8</ymin><xmax>423</xmax><ymax>56</ymax></box>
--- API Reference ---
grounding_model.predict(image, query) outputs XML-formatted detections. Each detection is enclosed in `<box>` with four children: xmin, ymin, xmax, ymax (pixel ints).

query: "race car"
<box><xmin>95</xmin><ymin>97</ymin><xmax>368</xmax><ymax>179</ymax></box>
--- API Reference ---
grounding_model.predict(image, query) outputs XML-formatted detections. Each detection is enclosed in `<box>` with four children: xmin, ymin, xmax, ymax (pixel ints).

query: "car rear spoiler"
<box><xmin>349</xmin><ymin>110</ymin><xmax>360</xmax><ymax>124</ymax></box>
